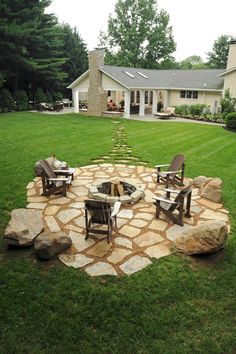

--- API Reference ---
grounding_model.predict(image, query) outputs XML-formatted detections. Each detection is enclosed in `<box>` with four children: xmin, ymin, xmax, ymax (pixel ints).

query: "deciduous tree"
<box><xmin>99</xmin><ymin>0</ymin><xmax>176</xmax><ymax>68</ymax></box>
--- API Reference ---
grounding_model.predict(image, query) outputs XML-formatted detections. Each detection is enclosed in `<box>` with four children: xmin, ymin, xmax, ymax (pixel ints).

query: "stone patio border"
<box><xmin>26</xmin><ymin>163</ymin><xmax>230</xmax><ymax>276</ymax></box>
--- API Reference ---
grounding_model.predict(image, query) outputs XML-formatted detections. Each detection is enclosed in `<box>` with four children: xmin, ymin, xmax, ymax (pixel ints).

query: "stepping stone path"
<box><xmin>26</xmin><ymin>164</ymin><xmax>230</xmax><ymax>276</ymax></box>
<box><xmin>92</xmin><ymin>122</ymin><xmax>148</xmax><ymax>165</ymax></box>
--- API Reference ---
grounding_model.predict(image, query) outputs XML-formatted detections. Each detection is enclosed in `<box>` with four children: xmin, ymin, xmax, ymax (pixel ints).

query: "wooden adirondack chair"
<box><xmin>155</xmin><ymin>154</ymin><xmax>185</xmax><ymax>188</ymax></box>
<box><xmin>39</xmin><ymin>159</ymin><xmax>72</xmax><ymax>197</ymax></box>
<box><xmin>84</xmin><ymin>200</ymin><xmax>121</xmax><ymax>243</ymax></box>
<box><xmin>153</xmin><ymin>185</ymin><xmax>192</xmax><ymax>226</ymax></box>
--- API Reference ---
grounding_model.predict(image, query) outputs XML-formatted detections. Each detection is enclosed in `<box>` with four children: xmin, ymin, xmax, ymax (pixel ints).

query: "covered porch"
<box><xmin>72</xmin><ymin>88</ymin><xmax>170</xmax><ymax>118</ymax></box>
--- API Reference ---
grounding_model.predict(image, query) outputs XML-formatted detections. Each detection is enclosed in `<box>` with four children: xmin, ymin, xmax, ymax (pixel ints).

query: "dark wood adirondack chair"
<box><xmin>153</xmin><ymin>185</ymin><xmax>192</xmax><ymax>226</ymax></box>
<box><xmin>155</xmin><ymin>154</ymin><xmax>185</xmax><ymax>188</ymax></box>
<box><xmin>39</xmin><ymin>159</ymin><xmax>72</xmax><ymax>197</ymax></box>
<box><xmin>84</xmin><ymin>200</ymin><xmax>121</xmax><ymax>243</ymax></box>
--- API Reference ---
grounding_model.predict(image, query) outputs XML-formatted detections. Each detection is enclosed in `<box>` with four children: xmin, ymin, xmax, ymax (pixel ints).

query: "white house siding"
<box><xmin>78</xmin><ymin>75</ymin><xmax>89</xmax><ymax>90</ymax></box>
<box><xmin>168</xmin><ymin>90</ymin><xmax>221</xmax><ymax>107</ymax></box>
<box><xmin>102</xmin><ymin>74</ymin><xmax>126</xmax><ymax>91</ymax></box>
<box><xmin>223</xmin><ymin>72</ymin><xmax>236</xmax><ymax>98</ymax></box>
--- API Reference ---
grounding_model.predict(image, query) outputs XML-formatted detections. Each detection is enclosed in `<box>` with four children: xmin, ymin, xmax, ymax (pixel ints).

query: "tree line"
<box><xmin>0</xmin><ymin>0</ymin><xmax>88</xmax><ymax>111</ymax></box>
<box><xmin>0</xmin><ymin>0</ymin><xmax>234</xmax><ymax>112</ymax></box>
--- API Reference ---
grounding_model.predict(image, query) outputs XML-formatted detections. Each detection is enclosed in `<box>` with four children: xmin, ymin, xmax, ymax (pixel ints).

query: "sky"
<box><xmin>47</xmin><ymin>0</ymin><xmax>236</xmax><ymax>61</ymax></box>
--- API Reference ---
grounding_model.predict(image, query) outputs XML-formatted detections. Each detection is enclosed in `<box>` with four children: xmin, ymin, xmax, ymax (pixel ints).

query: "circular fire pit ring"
<box><xmin>89</xmin><ymin>179</ymin><xmax>144</xmax><ymax>204</ymax></box>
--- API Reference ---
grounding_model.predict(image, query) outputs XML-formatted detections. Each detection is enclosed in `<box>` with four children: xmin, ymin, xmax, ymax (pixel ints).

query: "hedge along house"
<box><xmin>68</xmin><ymin>41</ymin><xmax>236</xmax><ymax>118</ymax></box>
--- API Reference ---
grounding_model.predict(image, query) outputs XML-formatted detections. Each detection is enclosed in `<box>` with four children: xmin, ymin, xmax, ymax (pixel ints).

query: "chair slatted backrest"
<box><xmin>169</xmin><ymin>185</ymin><xmax>192</xmax><ymax>211</ymax></box>
<box><xmin>85</xmin><ymin>200</ymin><xmax>111</xmax><ymax>225</ymax></box>
<box><xmin>39</xmin><ymin>159</ymin><xmax>57</xmax><ymax>179</ymax></box>
<box><xmin>168</xmin><ymin>154</ymin><xmax>185</xmax><ymax>175</ymax></box>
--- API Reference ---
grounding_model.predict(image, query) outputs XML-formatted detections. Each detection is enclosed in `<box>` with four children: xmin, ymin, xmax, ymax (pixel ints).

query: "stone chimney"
<box><xmin>226</xmin><ymin>40</ymin><xmax>236</xmax><ymax>70</ymax></box>
<box><xmin>87</xmin><ymin>49</ymin><xmax>107</xmax><ymax>116</ymax></box>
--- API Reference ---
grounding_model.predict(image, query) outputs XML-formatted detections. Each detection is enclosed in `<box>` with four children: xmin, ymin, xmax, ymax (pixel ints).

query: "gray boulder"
<box><xmin>34</xmin><ymin>231</ymin><xmax>72</xmax><ymax>260</ymax></box>
<box><xmin>174</xmin><ymin>220</ymin><xmax>228</xmax><ymax>255</ymax></box>
<box><xmin>4</xmin><ymin>209</ymin><xmax>44</xmax><ymax>247</ymax></box>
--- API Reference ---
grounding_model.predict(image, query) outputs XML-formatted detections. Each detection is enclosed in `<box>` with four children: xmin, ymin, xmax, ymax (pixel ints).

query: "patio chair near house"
<box><xmin>39</xmin><ymin>159</ymin><xmax>72</xmax><ymax>197</ymax></box>
<box><xmin>153</xmin><ymin>184</ymin><xmax>192</xmax><ymax>226</ymax></box>
<box><xmin>155</xmin><ymin>154</ymin><xmax>185</xmax><ymax>188</ymax></box>
<box><xmin>84</xmin><ymin>200</ymin><xmax>121</xmax><ymax>243</ymax></box>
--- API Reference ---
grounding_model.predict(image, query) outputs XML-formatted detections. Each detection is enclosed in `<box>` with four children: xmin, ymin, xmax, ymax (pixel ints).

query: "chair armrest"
<box><xmin>155</xmin><ymin>164</ymin><xmax>170</xmax><ymax>168</ymax></box>
<box><xmin>162</xmin><ymin>170</ymin><xmax>182</xmax><ymax>175</ymax></box>
<box><xmin>48</xmin><ymin>177</ymin><xmax>69</xmax><ymax>182</ymax></box>
<box><xmin>164</xmin><ymin>188</ymin><xmax>179</xmax><ymax>194</ymax></box>
<box><xmin>153</xmin><ymin>196</ymin><xmax>177</xmax><ymax>205</ymax></box>
<box><xmin>111</xmin><ymin>201</ymin><xmax>121</xmax><ymax>217</ymax></box>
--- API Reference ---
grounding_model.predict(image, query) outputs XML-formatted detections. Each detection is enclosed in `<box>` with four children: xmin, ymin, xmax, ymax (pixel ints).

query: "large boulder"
<box><xmin>193</xmin><ymin>176</ymin><xmax>207</xmax><ymax>188</ymax></box>
<box><xmin>173</xmin><ymin>220</ymin><xmax>229</xmax><ymax>255</ymax></box>
<box><xmin>200</xmin><ymin>177</ymin><xmax>222</xmax><ymax>203</ymax></box>
<box><xmin>4</xmin><ymin>209</ymin><xmax>43</xmax><ymax>247</ymax></box>
<box><xmin>34</xmin><ymin>231</ymin><xmax>72</xmax><ymax>260</ymax></box>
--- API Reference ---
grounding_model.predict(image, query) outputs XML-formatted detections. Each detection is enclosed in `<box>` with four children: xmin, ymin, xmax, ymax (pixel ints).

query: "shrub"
<box><xmin>174</xmin><ymin>105</ymin><xmax>189</xmax><ymax>116</ymax></box>
<box><xmin>220</xmin><ymin>89</ymin><xmax>236</xmax><ymax>118</ymax></box>
<box><xmin>15</xmin><ymin>90</ymin><xmax>30</xmax><ymax>111</ymax></box>
<box><xmin>34</xmin><ymin>88</ymin><xmax>47</xmax><ymax>104</ymax></box>
<box><xmin>52</xmin><ymin>91</ymin><xmax>63</xmax><ymax>101</ymax></box>
<box><xmin>226</xmin><ymin>112</ymin><xmax>236</xmax><ymax>130</ymax></box>
<box><xmin>189</xmin><ymin>104</ymin><xmax>206</xmax><ymax>117</ymax></box>
<box><xmin>0</xmin><ymin>88</ymin><xmax>16</xmax><ymax>112</ymax></box>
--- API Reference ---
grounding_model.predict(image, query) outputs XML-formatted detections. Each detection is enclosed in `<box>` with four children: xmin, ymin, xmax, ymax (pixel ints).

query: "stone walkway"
<box><xmin>26</xmin><ymin>164</ymin><xmax>229</xmax><ymax>276</ymax></box>
<box><xmin>92</xmin><ymin>121</ymin><xmax>148</xmax><ymax>165</ymax></box>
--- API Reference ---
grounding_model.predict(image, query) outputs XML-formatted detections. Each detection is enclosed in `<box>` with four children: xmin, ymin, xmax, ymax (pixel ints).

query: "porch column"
<box><xmin>73</xmin><ymin>89</ymin><xmax>79</xmax><ymax>113</ymax></box>
<box><xmin>152</xmin><ymin>90</ymin><xmax>157</xmax><ymax>114</ymax></box>
<box><xmin>139</xmin><ymin>90</ymin><xmax>145</xmax><ymax>116</ymax></box>
<box><xmin>166</xmin><ymin>90</ymin><xmax>170</xmax><ymax>108</ymax></box>
<box><xmin>116</xmin><ymin>91</ymin><xmax>119</xmax><ymax>105</ymax></box>
<box><xmin>124</xmin><ymin>90</ymin><xmax>130</xmax><ymax>118</ymax></box>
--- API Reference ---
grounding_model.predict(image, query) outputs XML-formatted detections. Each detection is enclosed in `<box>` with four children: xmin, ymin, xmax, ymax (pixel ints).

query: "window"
<box><xmin>180</xmin><ymin>90</ymin><xmax>198</xmax><ymax>99</ymax></box>
<box><xmin>136</xmin><ymin>91</ymin><xmax>140</xmax><ymax>103</ymax></box>
<box><xmin>145</xmin><ymin>91</ymin><xmax>149</xmax><ymax>104</ymax></box>
<box><xmin>107</xmin><ymin>90</ymin><xmax>111</xmax><ymax>97</ymax></box>
<box><xmin>131</xmin><ymin>91</ymin><xmax>135</xmax><ymax>104</ymax></box>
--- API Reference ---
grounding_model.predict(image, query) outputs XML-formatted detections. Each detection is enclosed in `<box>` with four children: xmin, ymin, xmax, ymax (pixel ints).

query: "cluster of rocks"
<box><xmin>173</xmin><ymin>175</ymin><xmax>227</xmax><ymax>255</ymax></box>
<box><xmin>4</xmin><ymin>208</ymin><xmax>72</xmax><ymax>260</ymax></box>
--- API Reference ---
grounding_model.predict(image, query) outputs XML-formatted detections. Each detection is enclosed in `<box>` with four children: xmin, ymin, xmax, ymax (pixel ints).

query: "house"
<box><xmin>68</xmin><ymin>40</ymin><xmax>236</xmax><ymax>118</ymax></box>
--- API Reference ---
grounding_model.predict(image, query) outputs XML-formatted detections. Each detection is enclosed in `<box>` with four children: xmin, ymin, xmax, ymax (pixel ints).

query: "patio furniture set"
<box><xmin>37</xmin><ymin>154</ymin><xmax>189</xmax><ymax>243</ymax></box>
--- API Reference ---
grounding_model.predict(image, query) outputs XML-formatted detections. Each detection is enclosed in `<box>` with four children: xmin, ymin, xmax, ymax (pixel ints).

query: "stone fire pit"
<box><xmin>89</xmin><ymin>178</ymin><xmax>144</xmax><ymax>204</ymax></box>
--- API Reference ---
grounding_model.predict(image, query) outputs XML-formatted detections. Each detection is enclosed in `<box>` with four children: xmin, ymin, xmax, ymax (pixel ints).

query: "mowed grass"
<box><xmin>0</xmin><ymin>112</ymin><xmax>236</xmax><ymax>354</ymax></box>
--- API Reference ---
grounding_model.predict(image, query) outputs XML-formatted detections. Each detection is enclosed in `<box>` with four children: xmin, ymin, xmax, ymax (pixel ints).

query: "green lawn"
<box><xmin>0</xmin><ymin>112</ymin><xmax>236</xmax><ymax>354</ymax></box>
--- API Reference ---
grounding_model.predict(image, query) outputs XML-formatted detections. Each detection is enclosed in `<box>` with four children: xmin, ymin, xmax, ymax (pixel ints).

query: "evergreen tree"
<box><xmin>0</xmin><ymin>0</ymin><xmax>66</xmax><ymax>95</ymax></box>
<box><xmin>60</xmin><ymin>23</ymin><xmax>88</xmax><ymax>88</ymax></box>
<box><xmin>99</xmin><ymin>0</ymin><xmax>176</xmax><ymax>68</ymax></box>
<box><xmin>207</xmin><ymin>35</ymin><xmax>233</xmax><ymax>69</ymax></box>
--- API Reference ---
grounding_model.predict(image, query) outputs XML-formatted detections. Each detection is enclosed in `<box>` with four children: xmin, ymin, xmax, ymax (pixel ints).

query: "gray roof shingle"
<box><xmin>99</xmin><ymin>65</ymin><xmax>224</xmax><ymax>91</ymax></box>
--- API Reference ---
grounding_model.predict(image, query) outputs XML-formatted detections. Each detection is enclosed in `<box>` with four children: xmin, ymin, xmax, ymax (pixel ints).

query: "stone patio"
<box><xmin>26</xmin><ymin>164</ymin><xmax>230</xmax><ymax>276</ymax></box>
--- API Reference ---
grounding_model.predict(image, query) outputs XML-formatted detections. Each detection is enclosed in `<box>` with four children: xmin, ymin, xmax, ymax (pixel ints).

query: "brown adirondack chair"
<box><xmin>39</xmin><ymin>159</ymin><xmax>72</xmax><ymax>197</ymax></box>
<box><xmin>84</xmin><ymin>200</ymin><xmax>121</xmax><ymax>243</ymax></box>
<box><xmin>153</xmin><ymin>184</ymin><xmax>192</xmax><ymax>226</ymax></box>
<box><xmin>155</xmin><ymin>154</ymin><xmax>185</xmax><ymax>188</ymax></box>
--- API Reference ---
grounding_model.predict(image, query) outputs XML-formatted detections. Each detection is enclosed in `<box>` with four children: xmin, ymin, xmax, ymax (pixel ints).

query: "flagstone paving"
<box><xmin>27</xmin><ymin>164</ymin><xmax>230</xmax><ymax>276</ymax></box>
